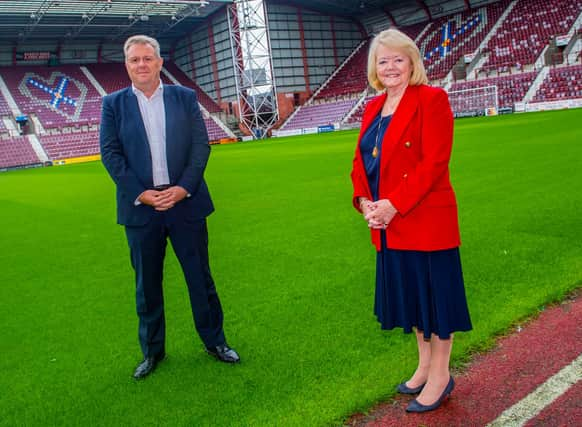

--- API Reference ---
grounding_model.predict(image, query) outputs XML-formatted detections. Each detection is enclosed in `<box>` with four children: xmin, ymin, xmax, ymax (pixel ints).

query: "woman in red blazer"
<box><xmin>350</xmin><ymin>29</ymin><xmax>472</xmax><ymax>413</ymax></box>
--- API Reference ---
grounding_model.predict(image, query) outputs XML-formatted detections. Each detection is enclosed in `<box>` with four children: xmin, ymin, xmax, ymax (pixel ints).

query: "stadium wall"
<box><xmin>268</xmin><ymin>3</ymin><xmax>362</xmax><ymax>93</ymax></box>
<box><xmin>360</xmin><ymin>4</ymin><xmax>426</xmax><ymax>31</ymax></box>
<box><xmin>173</xmin><ymin>10</ymin><xmax>236</xmax><ymax>106</ymax></box>
<box><xmin>267</xmin><ymin>3</ymin><xmax>363</xmax><ymax>121</ymax></box>
<box><xmin>172</xmin><ymin>3</ymin><xmax>363</xmax><ymax>120</ymax></box>
<box><xmin>360</xmin><ymin>0</ymin><xmax>502</xmax><ymax>34</ymax></box>
<box><xmin>0</xmin><ymin>39</ymin><xmax>176</xmax><ymax>66</ymax></box>
<box><xmin>0</xmin><ymin>41</ymin><xmax>102</xmax><ymax>66</ymax></box>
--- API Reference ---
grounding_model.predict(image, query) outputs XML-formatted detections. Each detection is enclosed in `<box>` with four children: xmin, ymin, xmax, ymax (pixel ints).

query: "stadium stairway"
<box><xmin>479</xmin><ymin>0</ymin><xmax>581</xmax><ymax>72</ymax></box>
<box><xmin>80</xmin><ymin>66</ymin><xmax>107</xmax><ymax>97</ymax></box>
<box><xmin>27</xmin><ymin>134</ymin><xmax>49</xmax><ymax>163</ymax></box>
<box><xmin>309</xmin><ymin>38</ymin><xmax>369</xmax><ymax>103</ymax></box>
<box><xmin>465</xmin><ymin>0</ymin><xmax>517</xmax><ymax>80</ymax></box>
<box><xmin>413</xmin><ymin>22</ymin><xmax>431</xmax><ymax>45</ymax></box>
<box><xmin>522</xmin><ymin>67</ymin><xmax>551</xmax><ymax>103</ymax></box>
<box><xmin>530</xmin><ymin>64</ymin><xmax>582</xmax><ymax>103</ymax></box>
<box><xmin>1</xmin><ymin>116</ymin><xmax>16</xmax><ymax>132</ymax></box>
<box><xmin>0</xmin><ymin>61</ymin><xmax>233</xmax><ymax>167</ymax></box>
<box><xmin>419</xmin><ymin>1</ymin><xmax>511</xmax><ymax>82</ymax></box>
<box><xmin>342</xmin><ymin>92</ymin><xmax>377</xmax><ymax>124</ymax></box>
<box><xmin>280</xmin><ymin>98</ymin><xmax>359</xmax><ymax>131</ymax></box>
<box><xmin>0</xmin><ymin>75</ymin><xmax>48</xmax><ymax>165</ymax></box>
<box><xmin>160</xmin><ymin>67</ymin><xmax>235</xmax><ymax>141</ymax></box>
<box><xmin>343</xmin><ymin>94</ymin><xmax>377</xmax><ymax>124</ymax></box>
<box><xmin>278</xmin><ymin>38</ymin><xmax>369</xmax><ymax>131</ymax></box>
<box><xmin>566</xmin><ymin>37</ymin><xmax>582</xmax><ymax>64</ymax></box>
<box><xmin>0</xmin><ymin>74</ymin><xmax>21</xmax><ymax>117</ymax></box>
<box><xmin>30</xmin><ymin>115</ymin><xmax>46</xmax><ymax>134</ymax></box>
<box><xmin>465</xmin><ymin>53</ymin><xmax>490</xmax><ymax>81</ymax></box>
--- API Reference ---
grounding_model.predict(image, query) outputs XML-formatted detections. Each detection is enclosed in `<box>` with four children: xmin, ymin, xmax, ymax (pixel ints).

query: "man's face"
<box><xmin>125</xmin><ymin>42</ymin><xmax>163</xmax><ymax>91</ymax></box>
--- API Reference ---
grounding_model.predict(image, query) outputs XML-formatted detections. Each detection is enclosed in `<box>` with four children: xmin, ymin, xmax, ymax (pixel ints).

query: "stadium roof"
<box><xmin>289</xmin><ymin>0</ymin><xmax>423</xmax><ymax>18</ymax></box>
<box><xmin>0</xmin><ymin>0</ymin><xmax>230</xmax><ymax>43</ymax></box>
<box><xmin>287</xmin><ymin>0</ymin><xmax>459</xmax><ymax>26</ymax></box>
<box><xmin>0</xmin><ymin>0</ymin><xmax>479</xmax><ymax>44</ymax></box>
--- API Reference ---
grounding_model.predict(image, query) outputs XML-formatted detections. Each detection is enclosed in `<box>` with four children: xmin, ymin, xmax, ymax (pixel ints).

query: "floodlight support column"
<box><xmin>227</xmin><ymin>0</ymin><xmax>279</xmax><ymax>139</ymax></box>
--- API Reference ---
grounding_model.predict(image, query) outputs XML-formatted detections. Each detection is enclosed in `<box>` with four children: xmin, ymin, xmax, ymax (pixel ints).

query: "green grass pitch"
<box><xmin>1</xmin><ymin>109</ymin><xmax>581</xmax><ymax>426</ymax></box>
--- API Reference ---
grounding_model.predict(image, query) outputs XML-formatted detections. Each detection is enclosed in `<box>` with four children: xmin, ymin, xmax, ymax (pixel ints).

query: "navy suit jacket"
<box><xmin>100</xmin><ymin>84</ymin><xmax>214</xmax><ymax>226</ymax></box>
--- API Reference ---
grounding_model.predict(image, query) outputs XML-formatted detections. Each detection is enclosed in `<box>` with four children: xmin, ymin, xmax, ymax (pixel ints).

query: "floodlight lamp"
<box><xmin>140</xmin><ymin>14</ymin><xmax>149</xmax><ymax>21</ymax></box>
<box><xmin>128</xmin><ymin>14</ymin><xmax>135</xmax><ymax>20</ymax></box>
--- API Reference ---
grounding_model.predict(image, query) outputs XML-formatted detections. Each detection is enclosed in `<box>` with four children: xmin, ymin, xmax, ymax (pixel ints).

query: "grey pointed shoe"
<box><xmin>406</xmin><ymin>377</ymin><xmax>455</xmax><ymax>413</ymax></box>
<box><xmin>397</xmin><ymin>381</ymin><xmax>426</xmax><ymax>394</ymax></box>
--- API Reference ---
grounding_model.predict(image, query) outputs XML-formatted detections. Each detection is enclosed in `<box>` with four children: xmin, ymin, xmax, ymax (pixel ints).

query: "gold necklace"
<box><xmin>372</xmin><ymin>93</ymin><xmax>401</xmax><ymax>158</ymax></box>
<box><xmin>372</xmin><ymin>116</ymin><xmax>384</xmax><ymax>158</ymax></box>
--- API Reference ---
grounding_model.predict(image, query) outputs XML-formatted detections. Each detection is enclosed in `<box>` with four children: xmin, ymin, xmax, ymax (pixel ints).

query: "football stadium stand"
<box><xmin>449</xmin><ymin>71</ymin><xmax>537</xmax><ymax>108</ymax></box>
<box><xmin>86</xmin><ymin>62</ymin><xmax>223</xmax><ymax>114</ymax></box>
<box><xmin>401</xmin><ymin>22</ymin><xmax>429</xmax><ymax>41</ymax></box>
<box><xmin>0</xmin><ymin>0</ymin><xmax>581</xmax><ymax>170</ymax></box>
<box><xmin>162</xmin><ymin>62</ymin><xmax>223</xmax><ymax>113</ymax></box>
<box><xmin>0</xmin><ymin>91</ymin><xmax>11</xmax><ymax>117</ymax></box>
<box><xmin>0</xmin><ymin>136</ymin><xmax>40</xmax><ymax>169</ymax></box>
<box><xmin>532</xmin><ymin>63</ymin><xmax>582</xmax><ymax>102</ymax></box>
<box><xmin>282</xmin><ymin>19</ymin><xmax>431</xmax><ymax>132</ymax></box>
<box><xmin>39</xmin><ymin>131</ymin><xmax>100</xmax><ymax>160</ymax></box>
<box><xmin>0</xmin><ymin>65</ymin><xmax>102</xmax><ymax>129</ymax></box>
<box><xmin>0</xmin><ymin>61</ymin><xmax>232</xmax><ymax>164</ymax></box>
<box><xmin>346</xmin><ymin>96</ymin><xmax>376</xmax><ymax>124</ymax></box>
<box><xmin>282</xmin><ymin>99</ymin><xmax>358</xmax><ymax>131</ymax></box>
<box><xmin>84</xmin><ymin>63</ymin><xmax>132</xmax><ymax>94</ymax></box>
<box><xmin>479</xmin><ymin>0</ymin><xmax>581</xmax><ymax>72</ymax></box>
<box><xmin>418</xmin><ymin>0</ymin><xmax>510</xmax><ymax>80</ymax></box>
<box><xmin>314</xmin><ymin>40</ymin><xmax>371</xmax><ymax>101</ymax></box>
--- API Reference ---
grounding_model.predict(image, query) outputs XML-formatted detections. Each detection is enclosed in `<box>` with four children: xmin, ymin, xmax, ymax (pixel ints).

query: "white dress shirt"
<box><xmin>132</xmin><ymin>81</ymin><xmax>170</xmax><ymax>188</ymax></box>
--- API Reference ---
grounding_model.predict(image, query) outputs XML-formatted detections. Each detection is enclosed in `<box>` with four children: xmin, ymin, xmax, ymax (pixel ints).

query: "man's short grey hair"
<box><xmin>124</xmin><ymin>35</ymin><xmax>161</xmax><ymax>59</ymax></box>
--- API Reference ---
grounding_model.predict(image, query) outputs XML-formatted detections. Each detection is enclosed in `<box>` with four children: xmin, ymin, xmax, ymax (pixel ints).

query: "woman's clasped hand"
<box><xmin>360</xmin><ymin>198</ymin><xmax>398</xmax><ymax>229</ymax></box>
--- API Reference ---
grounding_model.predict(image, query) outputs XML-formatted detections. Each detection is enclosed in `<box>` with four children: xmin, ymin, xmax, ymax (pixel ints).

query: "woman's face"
<box><xmin>375</xmin><ymin>45</ymin><xmax>412</xmax><ymax>91</ymax></box>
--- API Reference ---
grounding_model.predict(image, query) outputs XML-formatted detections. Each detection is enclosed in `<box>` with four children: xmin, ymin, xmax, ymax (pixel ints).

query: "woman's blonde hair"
<box><xmin>367</xmin><ymin>28</ymin><xmax>428</xmax><ymax>91</ymax></box>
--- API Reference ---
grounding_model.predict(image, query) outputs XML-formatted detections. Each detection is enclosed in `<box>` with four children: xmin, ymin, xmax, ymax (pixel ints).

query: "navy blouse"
<box><xmin>359</xmin><ymin>113</ymin><xmax>392</xmax><ymax>201</ymax></box>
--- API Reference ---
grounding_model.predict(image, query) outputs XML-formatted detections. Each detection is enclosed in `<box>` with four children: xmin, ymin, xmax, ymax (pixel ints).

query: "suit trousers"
<box><xmin>124</xmin><ymin>210</ymin><xmax>225</xmax><ymax>358</ymax></box>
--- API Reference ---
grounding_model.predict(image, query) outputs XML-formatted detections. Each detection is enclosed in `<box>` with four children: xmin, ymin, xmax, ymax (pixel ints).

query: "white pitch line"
<box><xmin>487</xmin><ymin>352</ymin><xmax>582</xmax><ymax>427</ymax></box>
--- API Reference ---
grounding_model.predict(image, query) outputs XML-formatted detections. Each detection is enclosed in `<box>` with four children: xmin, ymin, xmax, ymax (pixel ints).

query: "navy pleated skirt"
<box><xmin>374</xmin><ymin>233</ymin><xmax>472</xmax><ymax>340</ymax></box>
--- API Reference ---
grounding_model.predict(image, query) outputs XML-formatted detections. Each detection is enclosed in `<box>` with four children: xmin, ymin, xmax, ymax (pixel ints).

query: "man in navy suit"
<box><xmin>100</xmin><ymin>35</ymin><xmax>239</xmax><ymax>379</ymax></box>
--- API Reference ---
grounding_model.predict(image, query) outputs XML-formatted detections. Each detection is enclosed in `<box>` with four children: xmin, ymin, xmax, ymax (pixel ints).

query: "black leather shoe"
<box><xmin>133</xmin><ymin>352</ymin><xmax>165</xmax><ymax>379</ymax></box>
<box><xmin>206</xmin><ymin>344</ymin><xmax>240</xmax><ymax>363</ymax></box>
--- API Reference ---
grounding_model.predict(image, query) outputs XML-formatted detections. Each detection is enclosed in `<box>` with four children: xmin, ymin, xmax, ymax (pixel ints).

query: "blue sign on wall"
<box><xmin>318</xmin><ymin>125</ymin><xmax>335</xmax><ymax>133</ymax></box>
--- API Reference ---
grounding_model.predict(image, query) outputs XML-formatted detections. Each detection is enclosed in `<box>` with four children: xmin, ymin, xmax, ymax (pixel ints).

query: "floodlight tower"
<box><xmin>227</xmin><ymin>0</ymin><xmax>279</xmax><ymax>139</ymax></box>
